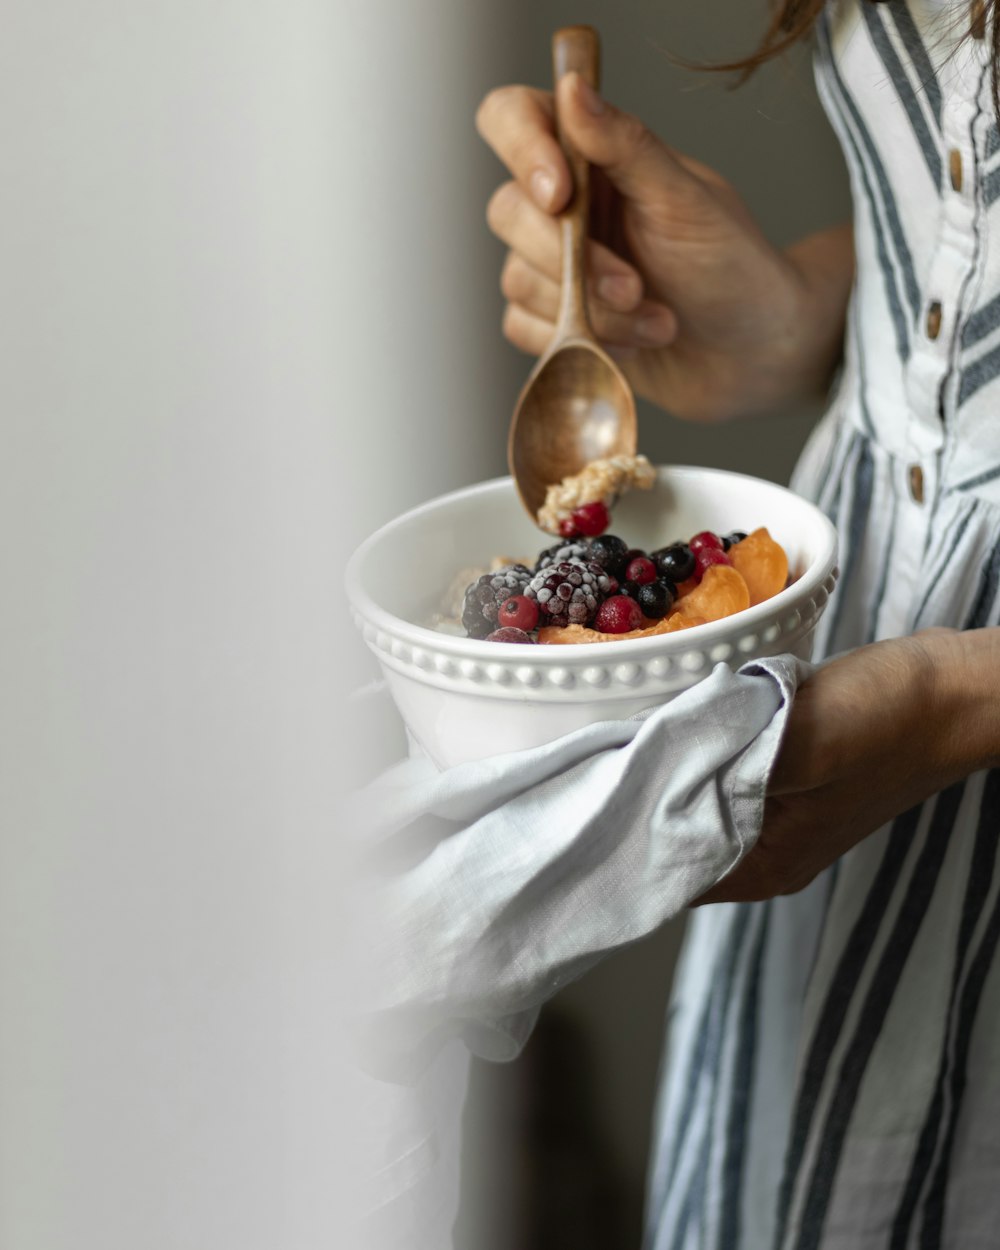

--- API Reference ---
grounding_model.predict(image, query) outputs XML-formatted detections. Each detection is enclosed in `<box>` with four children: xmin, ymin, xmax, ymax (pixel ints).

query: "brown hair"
<box><xmin>716</xmin><ymin>1</ymin><xmax>1000</xmax><ymax>118</ymax></box>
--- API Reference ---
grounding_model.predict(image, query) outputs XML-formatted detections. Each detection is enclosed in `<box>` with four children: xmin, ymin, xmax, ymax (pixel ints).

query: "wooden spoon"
<box><xmin>507</xmin><ymin>25</ymin><xmax>638</xmax><ymax>526</ymax></box>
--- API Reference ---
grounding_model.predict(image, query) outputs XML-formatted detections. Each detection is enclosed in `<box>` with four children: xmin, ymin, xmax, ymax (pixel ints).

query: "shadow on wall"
<box><xmin>455</xmin><ymin>913</ymin><xmax>688</xmax><ymax>1250</ymax></box>
<box><xmin>457</xmin><ymin>1007</ymin><xmax>626</xmax><ymax>1250</ymax></box>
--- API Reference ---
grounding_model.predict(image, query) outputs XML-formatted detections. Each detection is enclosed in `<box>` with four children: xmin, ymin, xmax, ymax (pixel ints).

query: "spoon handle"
<box><xmin>552</xmin><ymin>26</ymin><xmax>601</xmax><ymax>342</ymax></box>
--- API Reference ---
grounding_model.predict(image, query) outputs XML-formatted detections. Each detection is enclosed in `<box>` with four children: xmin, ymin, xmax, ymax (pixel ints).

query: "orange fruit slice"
<box><xmin>674</xmin><ymin>564</ymin><xmax>750</xmax><ymax>621</ymax></box>
<box><xmin>728</xmin><ymin>528</ymin><xmax>788</xmax><ymax>607</ymax></box>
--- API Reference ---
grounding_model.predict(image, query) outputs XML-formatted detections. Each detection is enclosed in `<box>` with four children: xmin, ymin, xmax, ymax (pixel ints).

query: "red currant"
<box><xmin>497</xmin><ymin>595</ymin><xmax>539</xmax><ymax>633</ymax></box>
<box><xmin>570</xmin><ymin>500</ymin><xmax>611</xmax><ymax>537</ymax></box>
<box><xmin>625</xmin><ymin>556</ymin><xmax>657</xmax><ymax>585</ymax></box>
<box><xmin>689</xmin><ymin>530</ymin><xmax>723</xmax><ymax>555</ymax></box>
<box><xmin>594</xmin><ymin>595</ymin><xmax>644</xmax><ymax>634</ymax></box>
<box><xmin>693</xmin><ymin>546</ymin><xmax>732</xmax><ymax>581</ymax></box>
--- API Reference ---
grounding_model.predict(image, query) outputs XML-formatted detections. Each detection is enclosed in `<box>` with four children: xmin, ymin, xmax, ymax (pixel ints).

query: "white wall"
<box><xmin>0</xmin><ymin>2</ymin><xmax>511</xmax><ymax>1247</ymax></box>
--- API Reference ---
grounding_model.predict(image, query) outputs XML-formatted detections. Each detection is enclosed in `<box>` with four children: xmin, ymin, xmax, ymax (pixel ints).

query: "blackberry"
<box><xmin>588</xmin><ymin>534</ymin><xmax>629</xmax><ymax>579</ymax></box>
<box><xmin>534</xmin><ymin>539</ymin><xmax>591</xmax><ymax>572</ymax></box>
<box><xmin>526</xmin><ymin>558</ymin><xmax>613</xmax><ymax>628</ymax></box>
<box><xmin>461</xmin><ymin>564</ymin><xmax>532</xmax><ymax>639</ymax></box>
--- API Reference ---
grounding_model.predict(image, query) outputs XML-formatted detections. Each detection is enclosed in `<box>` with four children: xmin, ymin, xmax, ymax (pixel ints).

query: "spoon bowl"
<box><xmin>508</xmin><ymin>25</ymin><xmax>638</xmax><ymax>525</ymax></box>
<box><xmin>509</xmin><ymin>341</ymin><xmax>637</xmax><ymax>519</ymax></box>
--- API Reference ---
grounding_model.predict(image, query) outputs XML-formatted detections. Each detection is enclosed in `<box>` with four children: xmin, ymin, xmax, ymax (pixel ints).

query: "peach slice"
<box><xmin>675</xmin><ymin>564</ymin><xmax>750</xmax><ymax>621</ymax></box>
<box><xmin>728</xmin><ymin>527</ymin><xmax>788</xmax><ymax>606</ymax></box>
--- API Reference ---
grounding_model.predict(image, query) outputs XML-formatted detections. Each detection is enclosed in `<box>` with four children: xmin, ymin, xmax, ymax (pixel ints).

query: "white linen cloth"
<box><xmin>345</xmin><ymin>654</ymin><xmax>808</xmax><ymax>1246</ymax></box>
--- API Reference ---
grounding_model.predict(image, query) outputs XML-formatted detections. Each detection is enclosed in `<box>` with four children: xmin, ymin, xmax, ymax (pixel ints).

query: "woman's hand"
<box><xmin>697</xmin><ymin>629</ymin><xmax>1000</xmax><ymax>905</ymax></box>
<box><xmin>476</xmin><ymin>74</ymin><xmax>853</xmax><ymax>422</ymax></box>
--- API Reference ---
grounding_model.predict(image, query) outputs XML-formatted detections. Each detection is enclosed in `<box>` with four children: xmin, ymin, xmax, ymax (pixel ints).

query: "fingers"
<box><xmin>476</xmin><ymin>85</ymin><xmax>571</xmax><ymax>213</ymax></box>
<box><xmin>500</xmin><ymin>253</ymin><xmax>677</xmax><ymax>348</ymax></box>
<box><xmin>487</xmin><ymin>180</ymin><xmax>643</xmax><ymax>307</ymax></box>
<box><xmin>555</xmin><ymin>73</ymin><xmax>698</xmax><ymax>207</ymax></box>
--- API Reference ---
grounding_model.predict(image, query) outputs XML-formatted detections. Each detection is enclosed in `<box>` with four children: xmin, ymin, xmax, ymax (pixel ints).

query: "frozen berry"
<box><xmin>618</xmin><ymin>580</ymin><xmax>642</xmax><ymax>600</ymax></box>
<box><xmin>534</xmin><ymin>539</ymin><xmax>590</xmax><ymax>572</ymax></box>
<box><xmin>570</xmin><ymin>500</ymin><xmax>611</xmax><ymax>537</ymax></box>
<box><xmin>693</xmin><ymin>546</ymin><xmax>732</xmax><ymax>581</ymax></box>
<box><xmin>485</xmin><ymin>627</ymin><xmax>537</xmax><ymax>644</ymax></box>
<box><xmin>588</xmin><ymin>534</ymin><xmax>629</xmax><ymax>579</ymax></box>
<box><xmin>525</xmin><ymin>558</ymin><xmax>613</xmax><ymax>628</ymax></box>
<box><xmin>722</xmin><ymin>530</ymin><xmax>748</xmax><ymax>551</ymax></box>
<box><xmin>558</xmin><ymin>517</ymin><xmax>579</xmax><ymax>538</ymax></box>
<box><xmin>625</xmin><ymin>547</ymin><xmax>648</xmax><ymax>564</ymax></box>
<box><xmin>625</xmin><ymin>556</ymin><xmax>657</xmax><ymax>585</ymax></box>
<box><xmin>594</xmin><ymin>595</ymin><xmax>644</xmax><ymax>634</ymax></box>
<box><xmin>652</xmin><ymin>544</ymin><xmax>695</xmax><ymax>583</ymax></box>
<box><xmin>497</xmin><ymin>595</ymin><xmax>539</xmax><ymax>633</ymax></box>
<box><xmin>636</xmin><ymin>580</ymin><xmax>676</xmax><ymax>619</ymax></box>
<box><xmin>462</xmin><ymin>565</ymin><xmax>532</xmax><ymax>639</ymax></box>
<box><xmin>689</xmin><ymin>530</ymin><xmax>723</xmax><ymax>555</ymax></box>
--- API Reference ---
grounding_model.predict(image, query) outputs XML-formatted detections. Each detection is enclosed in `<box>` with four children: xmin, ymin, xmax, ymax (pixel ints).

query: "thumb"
<box><xmin>557</xmin><ymin>72</ymin><xmax>692</xmax><ymax>204</ymax></box>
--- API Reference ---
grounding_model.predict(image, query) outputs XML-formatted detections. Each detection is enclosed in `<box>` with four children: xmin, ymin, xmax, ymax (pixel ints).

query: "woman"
<box><xmin>477</xmin><ymin>3</ymin><xmax>1000</xmax><ymax>1246</ymax></box>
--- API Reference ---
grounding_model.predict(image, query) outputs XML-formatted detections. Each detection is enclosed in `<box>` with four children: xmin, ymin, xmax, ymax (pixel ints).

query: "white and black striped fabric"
<box><xmin>644</xmin><ymin>3</ymin><xmax>1000</xmax><ymax>1247</ymax></box>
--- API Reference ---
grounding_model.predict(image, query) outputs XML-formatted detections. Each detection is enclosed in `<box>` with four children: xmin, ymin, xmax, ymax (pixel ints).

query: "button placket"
<box><xmin>904</xmin><ymin>43</ymin><xmax>982</xmax><ymax>459</ymax></box>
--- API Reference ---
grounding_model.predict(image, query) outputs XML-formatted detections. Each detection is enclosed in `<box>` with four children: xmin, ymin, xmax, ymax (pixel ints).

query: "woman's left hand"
<box><xmin>696</xmin><ymin>628</ymin><xmax>1000</xmax><ymax>905</ymax></box>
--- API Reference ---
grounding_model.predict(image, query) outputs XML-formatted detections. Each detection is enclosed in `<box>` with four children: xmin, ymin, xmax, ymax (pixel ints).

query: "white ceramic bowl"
<box><xmin>346</xmin><ymin>466</ymin><xmax>838</xmax><ymax>768</ymax></box>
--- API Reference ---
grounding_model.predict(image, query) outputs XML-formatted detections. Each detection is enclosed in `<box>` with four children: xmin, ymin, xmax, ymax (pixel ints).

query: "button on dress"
<box><xmin>644</xmin><ymin>4</ymin><xmax>1000</xmax><ymax>1247</ymax></box>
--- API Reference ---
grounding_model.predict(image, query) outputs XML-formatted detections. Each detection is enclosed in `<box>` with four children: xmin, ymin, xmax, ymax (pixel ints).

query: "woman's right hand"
<box><xmin>476</xmin><ymin>73</ymin><xmax>853</xmax><ymax>423</ymax></box>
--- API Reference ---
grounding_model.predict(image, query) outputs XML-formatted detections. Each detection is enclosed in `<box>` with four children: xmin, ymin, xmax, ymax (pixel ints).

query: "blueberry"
<box><xmin>721</xmin><ymin>530</ymin><xmax>748</xmax><ymax>552</ymax></box>
<box><xmin>588</xmin><ymin>534</ymin><xmax>629</xmax><ymax>578</ymax></box>
<box><xmin>636</xmin><ymin>580</ymin><xmax>675</xmax><ymax>620</ymax></box>
<box><xmin>652</xmin><ymin>543</ymin><xmax>695</xmax><ymax>583</ymax></box>
<box><xmin>618</xmin><ymin>580</ymin><xmax>642</xmax><ymax>601</ymax></box>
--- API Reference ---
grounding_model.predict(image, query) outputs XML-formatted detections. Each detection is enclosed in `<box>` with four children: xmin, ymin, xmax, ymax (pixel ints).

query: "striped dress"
<box><xmin>644</xmin><ymin>3</ymin><xmax>1000</xmax><ymax>1248</ymax></box>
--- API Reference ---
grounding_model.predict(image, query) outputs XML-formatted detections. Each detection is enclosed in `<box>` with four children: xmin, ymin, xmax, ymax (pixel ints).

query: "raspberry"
<box><xmin>461</xmin><ymin>564</ymin><xmax>532</xmax><ymax>638</ymax></box>
<box><xmin>594</xmin><ymin>595</ymin><xmax>644</xmax><ymax>634</ymax></box>
<box><xmin>693</xmin><ymin>546</ymin><xmax>732</xmax><ymax>582</ymax></box>
<box><xmin>558</xmin><ymin>517</ymin><xmax>579</xmax><ymax>538</ymax></box>
<box><xmin>497</xmin><ymin>595</ymin><xmax>539</xmax><ymax>633</ymax></box>
<box><xmin>525</xmin><ymin>558</ymin><xmax>613</xmax><ymax>628</ymax></box>
<box><xmin>534</xmin><ymin>540</ymin><xmax>590</xmax><ymax>572</ymax></box>
<box><xmin>625</xmin><ymin>556</ymin><xmax>657</xmax><ymax>585</ymax></box>
<box><xmin>689</xmin><ymin>530</ymin><xmax>723</xmax><ymax>555</ymax></box>
<box><xmin>652</xmin><ymin>543</ymin><xmax>695</xmax><ymax>583</ymax></box>
<box><xmin>570</xmin><ymin>501</ymin><xmax>611</xmax><ymax>537</ymax></box>
<box><xmin>485</xmin><ymin>627</ymin><xmax>537</xmax><ymax>644</ymax></box>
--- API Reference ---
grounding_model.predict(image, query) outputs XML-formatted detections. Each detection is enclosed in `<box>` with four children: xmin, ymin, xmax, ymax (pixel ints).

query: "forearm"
<box><xmin>924</xmin><ymin>627</ymin><xmax>1000</xmax><ymax>777</ymax></box>
<box><xmin>780</xmin><ymin>222</ymin><xmax>855</xmax><ymax>408</ymax></box>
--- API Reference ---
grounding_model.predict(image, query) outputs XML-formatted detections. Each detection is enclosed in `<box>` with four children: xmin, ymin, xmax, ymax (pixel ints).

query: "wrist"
<box><xmin>779</xmin><ymin>223</ymin><xmax>854</xmax><ymax>407</ymax></box>
<box><xmin>918</xmin><ymin>627</ymin><xmax>1000</xmax><ymax>776</ymax></box>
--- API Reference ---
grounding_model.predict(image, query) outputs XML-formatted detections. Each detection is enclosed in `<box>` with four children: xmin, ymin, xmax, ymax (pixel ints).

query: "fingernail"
<box><xmin>576</xmin><ymin>75</ymin><xmax>605</xmax><ymax>116</ymax></box>
<box><xmin>597</xmin><ymin>274</ymin><xmax>640</xmax><ymax>309</ymax></box>
<box><xmin>635</xmin><ymin>313</ymin><xmax>675</xmax><ymax>346</ymax></box>
<box><xmin>530</xmin><ymin>167</ymin><xmax>556</xmax><ymax>207</ymax></box>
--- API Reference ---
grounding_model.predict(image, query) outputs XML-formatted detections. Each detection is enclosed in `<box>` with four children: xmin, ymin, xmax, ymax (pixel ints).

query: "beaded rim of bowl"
<box><xmin>350</xmin><ymin>569</ymin><xmax>838</xmax><ymax>701</ymax></box>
